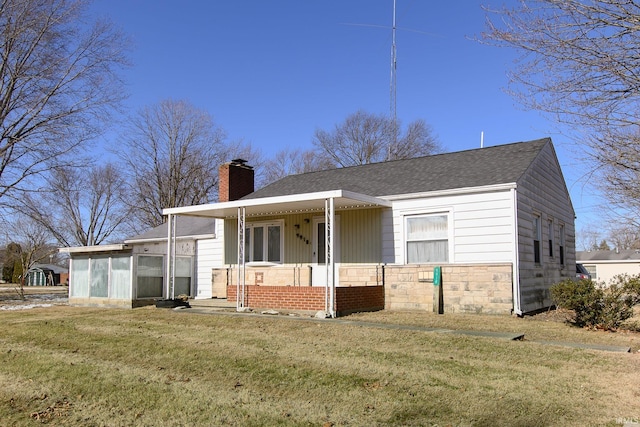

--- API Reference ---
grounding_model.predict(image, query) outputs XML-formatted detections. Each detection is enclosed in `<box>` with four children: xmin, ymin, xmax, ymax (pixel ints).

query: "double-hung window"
<box><xmin>559</xmin><ymin>224</ymin><xmax>565</xmax><ymax>265</ymax></box>
<box><xmin>548</xmin><ymin>220</ymin><xmax>554</xmax><ymax>258</ymax></box>
<box><xmin>245</xmin><ymin>220</ymin><xmax>283</xmax><ymax>263</ymax></box>
<box><xmin>533</xmin><ymin>214</ymin><xmax>542</xmax><ymax>264</ymax></box>
<box><xmin>406</xmin><ymin>213</ymin><xmax>449</xmax><ymax>263</ymax></box>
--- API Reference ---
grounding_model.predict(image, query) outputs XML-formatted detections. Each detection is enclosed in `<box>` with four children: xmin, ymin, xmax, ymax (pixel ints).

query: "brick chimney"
<box><xmin>219</xmin><ymin>159</ymin><xmax>254</xmax><ymax>202</ymax></box>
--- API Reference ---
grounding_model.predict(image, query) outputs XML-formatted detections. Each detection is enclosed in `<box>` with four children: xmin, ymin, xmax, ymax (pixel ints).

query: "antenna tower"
<box><xmin>389</xmin><ymin>0</ymin><xmax>397</xmax><ymax>157</ymax></box>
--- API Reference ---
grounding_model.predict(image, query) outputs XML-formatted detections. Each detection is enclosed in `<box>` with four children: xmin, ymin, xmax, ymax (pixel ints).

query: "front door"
<box><xmin>311</xmin><ymin>216</ymin><xmax>340</xmax><ymax>286</ymax></box>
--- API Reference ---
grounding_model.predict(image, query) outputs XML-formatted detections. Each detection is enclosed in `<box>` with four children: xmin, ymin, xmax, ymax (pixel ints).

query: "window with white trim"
<box><xmin>548</xmin><ymin>219</ymin><xmax>554</xmax><ymax>258</ymax></box>
<box><xmin>559</xmin><ymin>224</ymin><xmax>565</xmax><ymax>265</ymax></box>
<box><xmin>405</xmin><ymin>213</ymin><xmax>449</xmax><ymax>263</ymax></box>
<box><xmin>533</xmin><ymin>214</ymin><xmax>542</xmax><ymax>264</ymax></box>
<box><xmin>245</xmin><ymin>220</ymin><xmax>283</xmax><ymax>263</ymax></box>
<box><xmin>137</xmin><ymin>255</ymin><xmax>163</xmax><ymax>298</ymax></box>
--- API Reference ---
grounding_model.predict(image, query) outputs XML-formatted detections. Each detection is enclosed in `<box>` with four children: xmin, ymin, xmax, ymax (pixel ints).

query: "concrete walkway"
<box><xmin>181</xmin><ymin>299</ymin><xmax>632</xmax><ymax>353</ymax></box>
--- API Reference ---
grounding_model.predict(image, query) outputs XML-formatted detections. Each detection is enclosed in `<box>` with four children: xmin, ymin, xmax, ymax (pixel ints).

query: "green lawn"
<box><xmin>0</xmin><ymin>305</ymin><xmax>639</xmax><ymax>426</ymax></box>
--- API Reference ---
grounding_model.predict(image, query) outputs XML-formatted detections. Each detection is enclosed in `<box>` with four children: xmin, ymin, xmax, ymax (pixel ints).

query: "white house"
<box><xmin>162</xmin><ymin>138</ymin><xmax>576</xmax><ymax>316</ymax></box>
<box><xmin>577</xmin><ymin>250</ymin><xmax>640</xmax><ymax>284</ymax></box>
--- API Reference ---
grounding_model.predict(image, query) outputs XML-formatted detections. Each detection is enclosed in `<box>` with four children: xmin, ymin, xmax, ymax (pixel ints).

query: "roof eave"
<box><xmin>124</xmin><ymin>233</ymin><xmax>216</xmax><ymax>244</ymax></box>
<box><xmin>381</xmin><ymin>182</ymin><xmax>518</xmax><ymax>201</ymax></box>
<box><xmin>58</xmin><ymin>244</ymin><xmax>131</xmax><ymax>254</ymax></box>
<box><xmin>162</xmin><ymin>190</ymin><xmax>392</xmax><ymax>219</ymax></box>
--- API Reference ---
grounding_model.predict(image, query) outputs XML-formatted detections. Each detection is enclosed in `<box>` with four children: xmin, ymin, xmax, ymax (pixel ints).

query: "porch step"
<box><xmin>188</xmin><ymin>298</ymin><xmax>236</xmax><ymax>310</ymax></box>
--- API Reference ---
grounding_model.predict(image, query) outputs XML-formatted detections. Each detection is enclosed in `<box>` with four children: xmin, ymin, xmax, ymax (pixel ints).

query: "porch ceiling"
<box><xmin>162</xmin><ymin>190</ymin><xmax>392</xmax><ymax>219</ymax></box>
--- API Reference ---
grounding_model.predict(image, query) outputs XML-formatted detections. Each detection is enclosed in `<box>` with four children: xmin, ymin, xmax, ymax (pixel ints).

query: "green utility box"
<box><xmin>433</xmin><ymin>266</ymin><xmax>443</xmax><ymax>314</ymax></box>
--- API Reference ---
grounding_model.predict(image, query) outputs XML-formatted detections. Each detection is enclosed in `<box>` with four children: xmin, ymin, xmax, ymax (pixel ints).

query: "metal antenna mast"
<box><xmin>389</xmin><ymin>0</ymin><xmax>397</xmax><ymax>159</ymax></box>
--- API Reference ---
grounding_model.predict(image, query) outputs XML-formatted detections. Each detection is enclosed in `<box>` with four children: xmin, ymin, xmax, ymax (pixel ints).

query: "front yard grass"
<box><xmin>0</xmin><ymin>305</ymin><xmax>639</xmax><ymax>426</ymax></box>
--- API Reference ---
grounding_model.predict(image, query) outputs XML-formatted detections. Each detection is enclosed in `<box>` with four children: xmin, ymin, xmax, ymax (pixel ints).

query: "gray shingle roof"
<box><xmin>30</xmin><ymin>264</ymin><xmax>68</xmax><ymax>274</ymax></box>
<box><xmin>577</xmin><ymin>250</ymin><xmax>640</xmax><ymax>262</ymax></box>
<box><xmin>245</xmin><ymin>138</ymin><xmax>551</xmax><ymax>199</ymax></box>
<box><xmin>125</xmin><ymin>216</ymin><xmax>216</xmax><ymax>241</ymax></box>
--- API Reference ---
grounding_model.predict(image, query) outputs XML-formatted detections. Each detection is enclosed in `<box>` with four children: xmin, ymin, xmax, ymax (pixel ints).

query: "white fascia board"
<box><xmin>124</xmin><ymin>233</ymin><xmax>216</xmax><ymax>244</ymax></box>
<box><xmin>59</xmin><ymin>244</ymin><xmax>130</xmax><ymax>254</ymax></box>
<box><xmin>381</xmin><ymin>183</ymin><xmax>518</xmax><ymax>201</ymax></box>
<box><xmin>340</xmin><ymin>190</ymin><xmax>393</xmax><ymax>207</ymax></box>
<box><xmin>162</xmin><ymin>190</ymin><xmax>392</xmax><ymax>218</ymax></box>
<box><xmin>578</xmin><ymin>259</ymin><xmax>640</xmax><ymax>264</ymax></box>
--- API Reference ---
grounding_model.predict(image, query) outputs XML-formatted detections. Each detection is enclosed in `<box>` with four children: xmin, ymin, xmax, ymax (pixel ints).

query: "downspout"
<box><xmin>511</xmin><ymin>188</ymin><xmax>523</xmax><ymax>316</ymax></box>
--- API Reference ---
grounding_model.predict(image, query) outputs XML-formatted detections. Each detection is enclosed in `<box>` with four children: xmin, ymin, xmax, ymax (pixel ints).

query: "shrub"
<box><xmin>550</xmin><ymin>279</ymin><xmax>603</xmax><ymax>328</ymax></box>
<box><xmin>599</xmin><ymin>283</ymin><xmax>635</xmax><ymax>331</ymax></box>
<box><xmin>550</xmin><ymin>276</ymin><xmax>639</xmax><ymax>330</ymax></box>
<box><xmin>609</xmin><ymin>274</ymin><xmax>640</xmax><ymax>305</ymax></box>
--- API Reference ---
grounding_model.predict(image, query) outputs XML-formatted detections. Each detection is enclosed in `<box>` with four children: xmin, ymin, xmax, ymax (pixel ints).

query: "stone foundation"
<box><xmin>216</xmin><ymin>263</ymin><xmax>514</xmax><ymax>316</ymax></box>
<box><xmin>384</xmin><ymin>263</ymin><xmax>514</xmax><ymax>315</ymax></box>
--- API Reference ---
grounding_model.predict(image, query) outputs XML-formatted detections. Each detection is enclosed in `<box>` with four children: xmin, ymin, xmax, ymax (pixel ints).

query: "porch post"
<box><xmin>171</xmin><ymin>214</ymin><xmax>177</xmax><ymax>300</ymax></box>
<box><xmin>237</xmin><ymin>206</ymin><xmax>246</xmax><ymax>310</ymax></box>
<box><xmin>165</xmin><ymin>213</ymin><xmax>175</xmax><ymax>300</ymax></box>
<box><xmin>325</xmin><ymin>197</ymin><xmax>335</xmax><ymax>317</ymax></box>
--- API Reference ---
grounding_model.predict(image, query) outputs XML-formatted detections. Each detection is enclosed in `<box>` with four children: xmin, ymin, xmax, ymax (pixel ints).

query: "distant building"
<box><xmin>25</xmin><ymin>264</ymin><xmax>68</xmax><ymax>286</ymax></box>
<box><xmin>577</xmin><ymin>250</ymin><xmax>640</xmax><ymax>284</ymax></box>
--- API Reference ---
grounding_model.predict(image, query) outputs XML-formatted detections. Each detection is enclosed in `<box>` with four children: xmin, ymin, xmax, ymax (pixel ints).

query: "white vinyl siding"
<box><xmin>196</xmin><ymin>235</ymin><xmax>223</xmax><ymax>299</ymax></box>
<box><xmin>387</xmin><ymin>189</ymin><xmax>516</xmax><ymax>265</ymax></box>
<box><xmin>516</xmin><ymin>142</ymin><xmax>576</xmax><ymax>313</ymax></box>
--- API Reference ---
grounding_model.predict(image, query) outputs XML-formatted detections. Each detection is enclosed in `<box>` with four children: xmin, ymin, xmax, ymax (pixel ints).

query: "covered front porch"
<box><xmin>163</xmin><ymin>190</ymin><xmax>392</xmax><ymax>317</ymax></box>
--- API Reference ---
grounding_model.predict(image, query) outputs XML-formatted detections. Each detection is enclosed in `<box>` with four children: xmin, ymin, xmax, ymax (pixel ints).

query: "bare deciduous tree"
<box><xmin>7</xmin><ymin>216</ymin><xmax>56</xmax><ymax>298</ymax></box>
<box><xmin>262</xmin><ymin>147</ymin><xmax>331</xmax><ymax>185</ymax></box>
<box><xmin>608</xmin><ymin>224</ymin><xmax>640</xmax><ymax>251</ymax></box>
<box><xmin>313</xmin><ymin>110</ymin><xmax>441</xmax><ymax>168</ymax></box>
<box><xmin>119</xmin><ymin>99</ymin><xmax>230</xmax><ymax>230</ymax></box>
<box><xmin>0</xmin><ymin>0</ymin><xmax>129</xmax><ymax>202</ymax></box>
<box><xmin>482</xmin><ymin>0</ymin><xmax>640</xmax><ymax>219</ymax></box>
<box><xmin>15</xmin><ymin>163</ymin><xmax>131</xmax><ymax>246</ymax></box>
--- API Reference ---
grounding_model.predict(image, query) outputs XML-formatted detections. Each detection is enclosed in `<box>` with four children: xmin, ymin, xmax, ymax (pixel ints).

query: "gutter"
<box><xmin>382</xmin><ymin>183</ymin><xmax>518</xmax><ymax>201</ymax></box>
<box><xmin>124</xmin><ymin>233</ymin><xmax>216</xmax><ymax>244</ymax></box>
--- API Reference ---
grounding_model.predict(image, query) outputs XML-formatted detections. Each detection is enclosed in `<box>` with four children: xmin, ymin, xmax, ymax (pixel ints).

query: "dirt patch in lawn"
<box><xmin>0</xmin><ymin>284</ymin><xmax>68</xmax><ymax>310</ymax></box>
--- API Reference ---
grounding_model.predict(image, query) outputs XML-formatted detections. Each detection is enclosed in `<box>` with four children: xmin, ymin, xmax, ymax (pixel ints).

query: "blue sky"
<box><xmin>89</xmin><ymin>0</ymin><xmax>599</xmax><ymax>234</ymax></box>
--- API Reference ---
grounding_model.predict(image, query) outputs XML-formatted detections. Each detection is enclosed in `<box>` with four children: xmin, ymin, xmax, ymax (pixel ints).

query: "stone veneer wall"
<box><xmin>216</xmin><ymin>263</ymin><xmax>513</xmax><ymax>315</ymax></box>
<box><xmin>70</xmin><ymin>297</ymin><xmax>155</xmax><ymax>309</ymax></box>
<box><xmin>384</xmin><ymin>263</ymin><xmax>514</xmax><ymax>315</ymax></box>
<box><xmin>213</xmin><ymin>266</ymin><xmax>311</xmax><ymax>288</ymax></box>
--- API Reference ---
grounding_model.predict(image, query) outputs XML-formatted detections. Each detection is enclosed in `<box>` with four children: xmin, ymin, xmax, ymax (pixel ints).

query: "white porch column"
<box><xmin>237</xmin><ymin>207</ymin><xmax>246</xmax><ymax>310</ymax></box>
<box><xmin>165</xmin><ymin>214</ymin><xmax>177</xmax><ymax>300</ymax></box>
<box><xmin>325</xmin><ymin>197</ymin><xmax>335</xmax><ymax>317</ymax></box>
